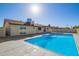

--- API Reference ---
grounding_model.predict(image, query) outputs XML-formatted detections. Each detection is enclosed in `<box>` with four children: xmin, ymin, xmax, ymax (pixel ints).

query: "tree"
<box><xmin>73</xmin><ymin>25</ymin><xmax>79</xmax><ymax>29</ymax></box>
<box><xmin>64</xmin><ymin>27</ymin><xmax>70</xmax><ymax>29</ymax></box>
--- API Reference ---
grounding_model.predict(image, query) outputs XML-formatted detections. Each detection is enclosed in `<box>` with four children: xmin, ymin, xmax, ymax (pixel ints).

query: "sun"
<box><xmin>30</xmin><ymin>4</ymin><xmax>40</xmax><ymax>14</ymax></box>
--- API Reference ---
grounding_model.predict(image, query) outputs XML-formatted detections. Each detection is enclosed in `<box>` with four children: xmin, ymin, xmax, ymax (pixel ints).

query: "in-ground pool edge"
<box><xmin>73</xmin><ymin>34</ymin><xmax>79</xmax><ymax>54</ymax></box>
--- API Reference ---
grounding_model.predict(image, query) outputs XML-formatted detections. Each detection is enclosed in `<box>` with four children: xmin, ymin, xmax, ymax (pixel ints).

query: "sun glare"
<box><xmin>30</xmin><ymin>4</ymin><xmax>40</xmax><ymax>14</ymax></box>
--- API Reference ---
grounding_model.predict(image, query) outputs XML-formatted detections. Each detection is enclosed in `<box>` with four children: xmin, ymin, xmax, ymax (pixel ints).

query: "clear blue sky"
<box><xmin>0</xmin><ymin>3</ymin><xmax>79</xmax><ymax>27</ymax></box>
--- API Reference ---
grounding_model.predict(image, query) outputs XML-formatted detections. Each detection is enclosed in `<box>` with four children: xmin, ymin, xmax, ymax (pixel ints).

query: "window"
<box><xmin>38</xmin><ymin>27</ymin><xmax>41</xmax><ymax>30</ymax></box>
<box><xmin>20</xmin><ymin>26</ymin><xmax>26</xmax><ymax>29</ymax></box>
<box><xmin>43</xmin><ymin>29</ymin><xmax>46</xmax><ymax>32</ymax></box>
<box><xmin>20</xmin><ymin>32</ymin><xmax>26</xmax><ymax>34</ymax></box>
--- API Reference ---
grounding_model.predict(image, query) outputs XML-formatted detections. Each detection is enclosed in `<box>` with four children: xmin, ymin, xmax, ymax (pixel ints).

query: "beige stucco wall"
<box><xmin>9</xmin><ymin>25</ymin><xmax>45</xmax><ymax>36</ymax></box>
<box><xmin>48</xmin><ymin>28</ymin><xmax>52</xmax><ymax>32</ymax></box>
<box><xmin>7</xmin><ymin>24</ymin><xmax>77</xmax><ymax>36</ymax></box>
<box><xmin>0</xmin><ymin>28</ymin><xmax>5</xmax><ymax>37</ymax></box>
<box><xmin>76</xmin><ymin>29</ymin><xmax>79</xmax><ymax>34</ymax></box>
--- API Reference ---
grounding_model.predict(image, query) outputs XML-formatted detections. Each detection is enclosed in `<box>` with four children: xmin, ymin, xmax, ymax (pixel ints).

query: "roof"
<box><xmin>9</xmin><ymin>23</ymin><xmax>48</xmax><ymax>28</ymax></box>
<box><xmin>3</xmin><ymin>18</ymin><xmax>25</xmax><ymax>26</ymax></box>
<box><xmin>3</xmin><ymin>18</ymin><xmax>49</xmax><ymax>27</ymax></box>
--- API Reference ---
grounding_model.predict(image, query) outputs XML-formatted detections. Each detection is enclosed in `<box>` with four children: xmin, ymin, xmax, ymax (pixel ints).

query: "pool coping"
<box><xmin>73</xmin><ymin>34</ymin><xmax>79</xmax><ymax>54</ymax></box>
<box><xmin>23</xmin><ymin>40</ymin><xmax>62</xmax><ymax>56</ymax></box>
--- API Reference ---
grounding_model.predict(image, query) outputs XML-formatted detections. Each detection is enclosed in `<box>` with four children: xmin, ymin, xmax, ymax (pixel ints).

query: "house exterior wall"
<box><xmin>76</xmin><ymin>29</ymin><xmax>79</xmax><ymax>34</ymax></box>
<box><xmin>8</xmin><ymin>25</ymin><xmax>77</xmax><ymax>36</ymax></box>
<box><xmin>9</xmin><ymin>25</ymin><xmax>45</xmax><ymax>36</ymax></box>
<box><xmin>3</xmin><ymin>19</ymin><xmax>77</xmax><ymax>36</ymax></box>
<box><xmin>0</xmin><ymin>28</ymin><xmax>5</xmax><ymax>37</ymax></box>
<box><xmin>48</xmin><ymin>27</ymin><xmax>52</xmax><ymax>32</ymax></box>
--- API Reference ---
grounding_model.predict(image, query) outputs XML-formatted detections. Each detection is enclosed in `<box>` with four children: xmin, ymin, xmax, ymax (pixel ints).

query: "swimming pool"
<box><xmin>24</xmin><ymin>33</ymin><xmax>78</xmax><ymax>56</ymax></box>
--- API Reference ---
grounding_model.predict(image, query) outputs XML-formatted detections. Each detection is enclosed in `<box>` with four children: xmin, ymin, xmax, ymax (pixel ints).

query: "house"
<box><xmin>3</xmin><ymin>18</ymin><xmax>51</xmax><ymax>36</ymax></box>
<box><xmin>3</xmin><ymin>18</ymin><xmax>25</xmax><ymax>36</ymax></box>
<box><xmin>2</xmin><ymin>18</ymin><xmax>77</xmax><ymax>36</ymax></box>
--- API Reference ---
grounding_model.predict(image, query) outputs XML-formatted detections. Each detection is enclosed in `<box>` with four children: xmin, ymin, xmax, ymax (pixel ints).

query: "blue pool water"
<box><xmin>25</xmin><ymin>33</ymin><xmax>78</xmax><ymax>56</ymax></box>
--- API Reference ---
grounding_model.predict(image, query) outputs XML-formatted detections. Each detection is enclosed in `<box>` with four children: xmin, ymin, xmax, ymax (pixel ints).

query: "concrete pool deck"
<box><xmin>0</xmin><ymin>39</ymin><xmax>61</xmax><ymax>56</ymax></box>
<box><xmin>0</xmin><ymin>33</ymin><xmax>79</xmax><ymax>56</ymax></box>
